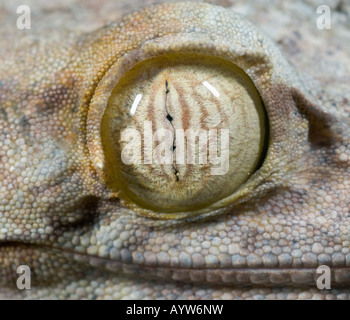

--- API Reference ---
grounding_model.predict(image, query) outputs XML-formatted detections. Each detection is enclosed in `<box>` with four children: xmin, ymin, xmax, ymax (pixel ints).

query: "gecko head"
<box><xmin>2</xmin><ymin>1</ymin><xmax>349</xmax><ymax>299</ymax></box>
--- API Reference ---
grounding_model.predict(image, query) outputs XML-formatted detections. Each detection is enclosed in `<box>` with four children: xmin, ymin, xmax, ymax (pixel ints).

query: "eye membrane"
<box><xmin>101</xmin><ymin>53</ymin><xmax>267</xmax><ymax>214</ymax></box>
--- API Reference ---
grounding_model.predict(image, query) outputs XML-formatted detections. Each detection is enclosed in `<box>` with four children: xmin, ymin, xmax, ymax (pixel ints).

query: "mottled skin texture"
<box><xmin>0</xmin><ymin>0</ymin><xmax>349</xmax><ymax>299</ymax></box>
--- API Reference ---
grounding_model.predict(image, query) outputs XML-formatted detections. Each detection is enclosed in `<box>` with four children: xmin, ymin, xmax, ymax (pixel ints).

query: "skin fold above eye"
<box><xmin>0</xmin><ymin>0</ymin><xmax>349</xmax><ymax>300</ymax></box>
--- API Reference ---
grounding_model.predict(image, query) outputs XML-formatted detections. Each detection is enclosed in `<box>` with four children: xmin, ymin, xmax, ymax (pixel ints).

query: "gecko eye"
<box><xmin>86</xmin><ymin>2</ymin><xmax>309</xmax><ymax>219</ymax></box>
<box><xmin>100</xmin><ymin>54</ymin><xmax>267</xmax><ymax>215</ymax></box>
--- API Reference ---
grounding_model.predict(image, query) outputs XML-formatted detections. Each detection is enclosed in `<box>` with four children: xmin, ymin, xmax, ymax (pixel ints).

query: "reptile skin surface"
<box><xmin>0</xmin><ymin>0</ymin><xmax>349</xmax><ymax>299</ymax></box>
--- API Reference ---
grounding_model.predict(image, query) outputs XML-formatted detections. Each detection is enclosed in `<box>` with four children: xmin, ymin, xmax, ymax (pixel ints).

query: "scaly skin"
<box><xmin>0</xmin><ymin>0</ymin><xmax>349</xmax><ymax>299</ymax></box>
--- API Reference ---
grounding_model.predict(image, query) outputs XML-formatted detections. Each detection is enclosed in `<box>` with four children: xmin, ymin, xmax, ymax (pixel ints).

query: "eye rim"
<box><xmin>84</xmin><ymin>4</ymin><xmax>308</xmax><ymax>220</ymax></box>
